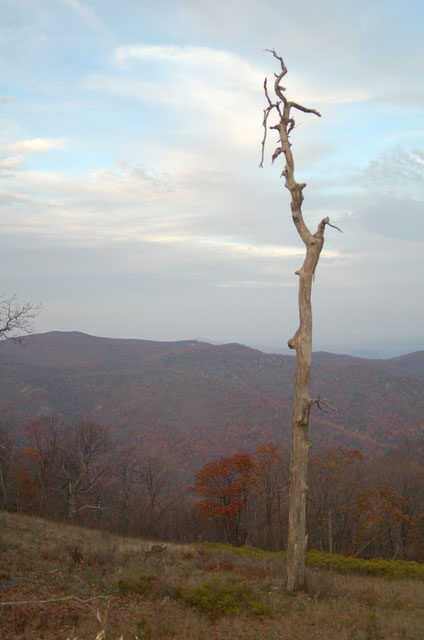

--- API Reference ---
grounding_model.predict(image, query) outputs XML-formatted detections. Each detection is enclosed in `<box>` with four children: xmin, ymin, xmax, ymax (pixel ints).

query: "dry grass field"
<box><xmin>1</xmin><ymin>511</ymin><xmax>424</xmax><ymax>639</ymax></box>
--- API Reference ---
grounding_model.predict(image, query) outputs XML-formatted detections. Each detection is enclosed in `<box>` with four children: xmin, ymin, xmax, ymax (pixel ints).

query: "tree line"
<box><xmin>1</xmin><ymin>416</ymin><xmax>423</xmax><ymax>561</ymax></box>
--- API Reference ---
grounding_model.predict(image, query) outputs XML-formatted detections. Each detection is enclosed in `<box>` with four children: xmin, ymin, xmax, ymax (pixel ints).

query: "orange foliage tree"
<box><xmin>352</xmin><ymin>486</ymin><xmax>421</xmax><ymax>558</ymax></box>
<box><xmin>191</xmin><ymin>453</ymin><xmax>256</xmax><ymax>546</ymax></box>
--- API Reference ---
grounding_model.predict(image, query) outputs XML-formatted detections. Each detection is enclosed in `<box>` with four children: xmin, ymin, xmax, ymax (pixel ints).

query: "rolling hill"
<box><xmin>1</xmin><ymin>331</ymin><xmax>423</xmax><ymax>468</ymax></box>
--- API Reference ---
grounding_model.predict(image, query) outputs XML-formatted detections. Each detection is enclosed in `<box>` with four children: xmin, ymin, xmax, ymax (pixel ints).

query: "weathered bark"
<box><xmin>0</xmin><ymin>462</ymin><xmax>8</xmax><ymax>508</ymax></box>
<box><xmin>66</xmin><ymin>480</ymin><xmax>78</xmax><ymax>520</ymax></box>
<box><xmin>261</xmin><ymin>51</ymin><xmax>338</xmax><ymax>591</ymax></box>
<box><xmin>286</xmin><ymin>216</ymin><xmax>328</xmax><ymax>590</ymax></box>
<box><xmin>328</xmin><ymin>506</ymin><xmax>334</xmax><ymax>555</ymax></box>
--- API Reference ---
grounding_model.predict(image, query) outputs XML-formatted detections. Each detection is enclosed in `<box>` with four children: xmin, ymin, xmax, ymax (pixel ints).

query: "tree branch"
<box><xmin>0</xmin><ymin>594</ymin><xmax>112</xmax><ymax>607</ymax></box>
<box><xmin>77</xmin><ymin>502</ymin><xmax>103</xmax><ymax>513</ymax></box>
<box><xmin>309</xmin><ymin>396</ymin><xmax>338</xmax><ymax>413</ymax></box>
<box><xmin>0</xmin><ymin>295</ymin><xmax>41</xmax><ymax>342</ymax></box>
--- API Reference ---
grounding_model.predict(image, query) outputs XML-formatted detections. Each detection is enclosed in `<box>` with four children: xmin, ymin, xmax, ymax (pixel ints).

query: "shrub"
<box><xmin>176</xmin><ymin>578</ymin><xmax>271</xmax><ymax>619</ymax></box>
<box><xmin>306</xmin><ymin>551</ymin><xmax>424</xmax><ymax>579</ymax></box>
<box><xmin>117</xmin><ymin>573</ymin><xmax>156</xmax><ymax>595</ymax></box>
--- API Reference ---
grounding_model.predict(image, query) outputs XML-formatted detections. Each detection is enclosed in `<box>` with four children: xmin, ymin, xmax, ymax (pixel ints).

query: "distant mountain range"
<box><xmin>1</xmin><ymin>331</ymin><xmax>423</xmax><ymax>469</ymax></box>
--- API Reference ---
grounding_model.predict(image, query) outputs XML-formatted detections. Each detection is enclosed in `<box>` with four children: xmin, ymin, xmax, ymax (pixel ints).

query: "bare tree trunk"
<box><xmin>286</xmin><ymin>220</ymin><xmax>327</xmax><ymax>590</ymax></box>
<box><xmin>260</xmin><ymin>51</ymin><xmax>339</xmax><ymax>591</ymax></box>
<box><xmin>0</xmin><ymin>462</ymin><xmax>8</xmax><ymax>508</ymax></box>
<box><xmin>328</xmin><ymin>506</ymin><xmax>334</xmax><ymax>555</ymax></box>
<box><xmin>67</xmin><ymin>481</ymin><xmax>78</xmax><ymax>520</ymax></box>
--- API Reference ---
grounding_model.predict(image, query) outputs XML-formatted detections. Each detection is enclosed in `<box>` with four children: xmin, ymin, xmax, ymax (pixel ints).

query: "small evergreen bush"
<box><xmin>117</xmin><ymin>573</ymin><xmax>156</xmax><ymax>595</ymax></box>
<box><xmin>177</xmin><ymin>578</ymin><xmax>271</xmax><ymax>619</ymax></box>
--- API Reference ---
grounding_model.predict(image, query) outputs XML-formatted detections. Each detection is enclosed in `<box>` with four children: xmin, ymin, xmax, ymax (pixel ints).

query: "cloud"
<box><xmin>0</xmin><ymin>148</ymin><xmax>352</xmax><ymax>297</ymax></box>
<box><xmin>86</xmin><ymin>45</ymin><xmax>266</xmax><ymax>155</ymax></box>
<box><xmin>176</xmin><ymin>1</ymin><xmax>424</xmax><ymax>110</ymax></box>
<box><xmin>0</xmin><ymin>156</ymin><xmax>26</xmax><ymax>170</ymax></box>
<box><xmin>61</xmin><ymin>0</ymin><xmax>113</xmax><ymax>41</ymax></box>
<box><xmin>108</xmin><ymin>43</ymin><xmax>369</xmax><ymax>107</ymax></box>
<box><xmin>363</xmin><ymin>147</ymin><xmax>424</xmax><ymax>195</ymax></box>
<box><xmin>112</xmin><ymin>43</ymin><xmax>263</xmax><ymax>86</ymax></box>
<box><xmin>84</xmin><ymin>42</ymin><xmax>372</xmax><ymax>182</ymax></box>
<box><xmin>0</xmin><ymin>96</ymin><xmax>17</xmax><ymax>104</ymax></box>
<box><xmin>216</xmin><ymin>280</ymin><xmax>296</xmax><ymax>289</ymax></box>
<box><xmin>1</xmin><ymin>2</ymin><xmax>423</xmax><ymax>353</ymax></box>
<box><xmin>0</xmin><ymin>138</ymin><xmax>65</xmax><ymax>155</ymax></box>
<box><xmin>0</xmin><ymin>191</ymin><xmax>31</xmax><ymax>206</ymax></box>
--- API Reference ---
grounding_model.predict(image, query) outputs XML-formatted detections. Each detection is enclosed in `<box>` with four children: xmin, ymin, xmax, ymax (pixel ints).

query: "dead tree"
<box><xmin>260</xmin><ymin>50</ymin><xmax>340</xmax><ymax>591</ymax></box>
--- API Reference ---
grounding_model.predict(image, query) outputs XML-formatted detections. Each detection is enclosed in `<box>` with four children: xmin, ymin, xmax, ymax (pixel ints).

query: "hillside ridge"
<box><xmin>1</xmin><ymin>331</ymin><xmax>423</xmax><ymax>467</ymax></box>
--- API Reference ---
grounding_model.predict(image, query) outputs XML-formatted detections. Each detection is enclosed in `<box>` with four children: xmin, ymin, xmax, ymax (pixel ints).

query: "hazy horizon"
<box><xmin>20</xmin><ymin>328</ymin><xmax>422</xmax><ymax>360</ymax></box>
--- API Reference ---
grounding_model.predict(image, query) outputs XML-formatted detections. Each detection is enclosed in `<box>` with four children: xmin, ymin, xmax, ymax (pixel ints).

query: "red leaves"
<box><xmin>191</xmin><ymin>453</ymin><xmax>255</xmax><ymax>522</ymax></box>
<box><xmin>191</xmin><ymin>453</ymin><xmax>257</xmax><ymax>546</ymax></box>
<box><xmin>190</xmin><ymin>445</ymin><xmax>289</xmax><ymax>547</ymax></box>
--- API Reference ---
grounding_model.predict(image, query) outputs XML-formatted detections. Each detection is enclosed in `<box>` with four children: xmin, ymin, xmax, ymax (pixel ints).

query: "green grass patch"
<box><xmin>197</xmin><ymin>541</ymin><xmax>285</xmax><ymax>559</ymax></box>
<box><xmin>117</xmin><ymin>573</ymin><xmax>156</xmax><ymax>595</ymax></box>
<box><xmin>175</xmin><ymin>578</ymin><xmax>271</xmax><ymax>619</ymax></box>
<box><xmin>307</xmin><ymin>551</ymin><xmax>424</xmax><ymax>579</ymax></box>
<box><xmin>197</xmin><ymin>542</ymin><xmax>424</xmax><ymax>580</ymax></box>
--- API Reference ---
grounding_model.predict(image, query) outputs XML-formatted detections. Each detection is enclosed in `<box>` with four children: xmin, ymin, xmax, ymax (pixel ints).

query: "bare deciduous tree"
<box><xmin>113</xmin><ymin>445</ymin><xmax>141</xmax><ymax>535</ymax></box>
<box><xmin>0</xmin><ymin>422</ymin><xmax>18</xmax><ymax>510</ymax></box>
<box><xmin>252</xmin><ymin>443</ymin><xmax>288</xmax><ymax>550</ymax></box>
<box><xmin>24</xmin><ymin>415</ymin><xmax>64</xmax><ymax>516</ymax></box>
<box><xmin>59</xmin><ymin>420</ymin><xmax>112</xmax><ymax>520</ymax></box>
<box><xmin>138</xmin><ymin>454</ymin><xmax>172</xmax><ymax>538</ymax></box>
<box><xmin>0</xmin><ymin>294</ymin><xmax>41</xmax><ymax>342</ymax></box>
<box><xmin>260</xmin><ymin>50</ymin><xmax>340</xmax><ymax>591</ymax></box>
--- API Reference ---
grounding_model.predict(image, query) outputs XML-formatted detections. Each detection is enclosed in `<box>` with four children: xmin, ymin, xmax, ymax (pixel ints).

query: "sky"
<box><xmin>1</xmin><ymin>0</ymin><xmax>424</xmax><ymax>357</ymax></box>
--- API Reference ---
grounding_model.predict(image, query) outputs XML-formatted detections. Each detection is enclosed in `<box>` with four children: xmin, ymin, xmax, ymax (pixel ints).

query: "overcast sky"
<box><xmin>1</xmin><ymin>0</ymin><xmax>423</xmax><ymax>357</ymax></box>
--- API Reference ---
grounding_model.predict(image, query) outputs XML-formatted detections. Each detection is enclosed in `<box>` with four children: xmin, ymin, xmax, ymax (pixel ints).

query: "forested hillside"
<box><xmin>1</xmin><ymin>331</ymin><xmax>423</xmax><ymax>467</ymax></box>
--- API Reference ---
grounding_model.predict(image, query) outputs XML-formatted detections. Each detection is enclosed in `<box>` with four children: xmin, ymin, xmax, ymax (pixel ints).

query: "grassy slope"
<box><xmin>1</xmin><ymin>512</ymin><xmax>424</xmax><ymax>639</ymax></box>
